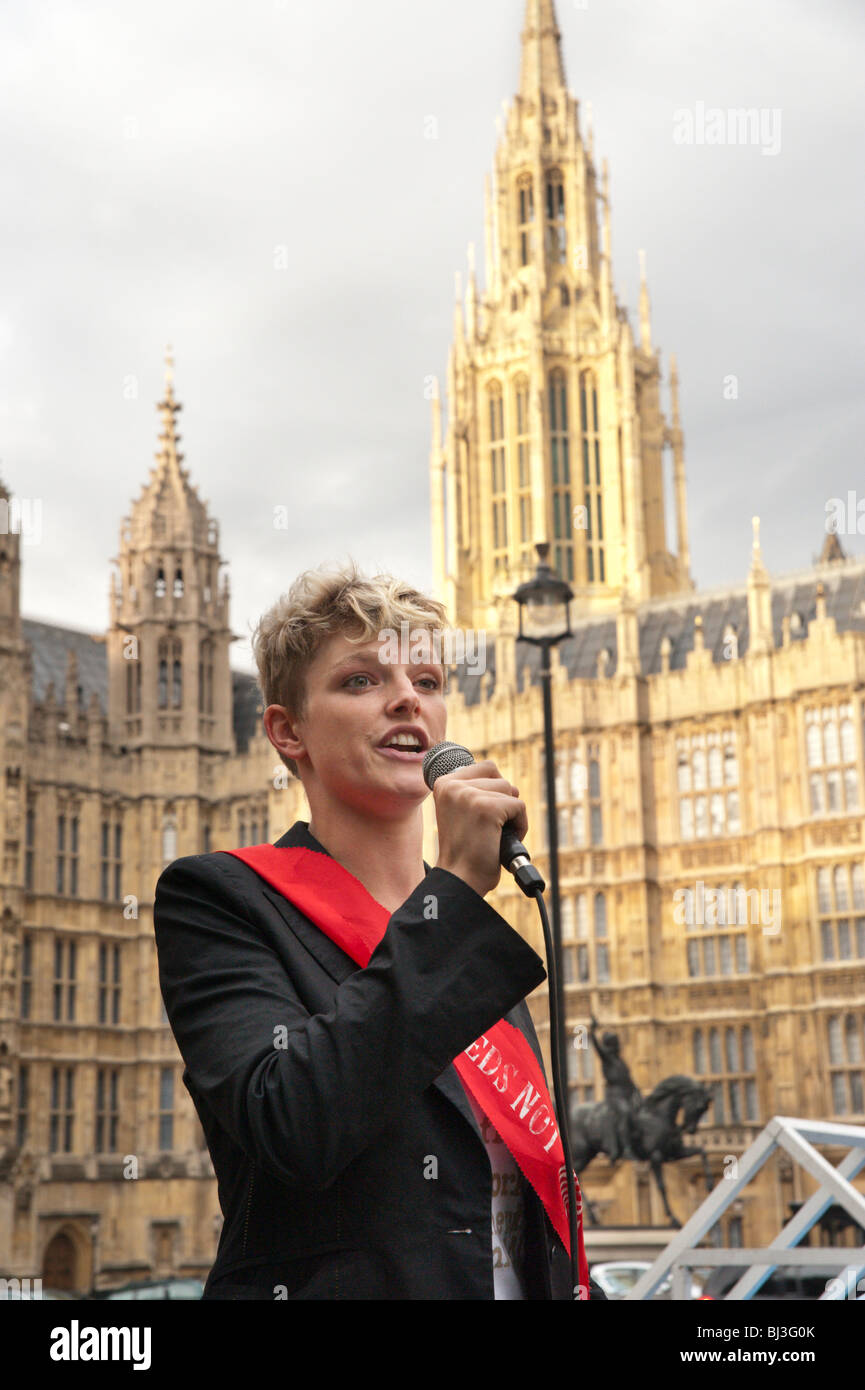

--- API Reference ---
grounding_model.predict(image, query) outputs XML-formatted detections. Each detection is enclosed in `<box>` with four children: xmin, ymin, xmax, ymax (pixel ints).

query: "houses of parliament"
<box><xmin>2</xmin><ymin>0</ymin><xmax>864</xmax><ymax>1291</ymax></box>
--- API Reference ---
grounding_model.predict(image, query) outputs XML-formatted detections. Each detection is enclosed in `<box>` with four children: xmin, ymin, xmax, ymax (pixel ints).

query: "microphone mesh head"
<box><xmin>422</xmin><ymin>740</ymin><xmax>475</xmax><ymax>789</ymax></box>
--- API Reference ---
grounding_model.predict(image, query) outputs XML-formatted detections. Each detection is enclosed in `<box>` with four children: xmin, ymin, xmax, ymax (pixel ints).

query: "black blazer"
<box><xmin>153</xmin><ymin>820</ymin><xmax>599</xmax><ymax>1300</ymax></box>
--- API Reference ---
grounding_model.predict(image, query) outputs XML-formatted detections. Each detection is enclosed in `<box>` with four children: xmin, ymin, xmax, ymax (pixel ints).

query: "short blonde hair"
<box><xmin>251</xmin><ymin>559</ymin><xmax>449</xmax><ymax>778</ymax></box>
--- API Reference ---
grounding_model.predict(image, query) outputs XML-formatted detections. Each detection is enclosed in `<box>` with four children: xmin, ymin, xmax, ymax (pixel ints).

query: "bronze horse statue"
<box><xmin>569</xmin><ymin>1074</ymin><xmax>714</xmax><ymax>1227</ymax></box>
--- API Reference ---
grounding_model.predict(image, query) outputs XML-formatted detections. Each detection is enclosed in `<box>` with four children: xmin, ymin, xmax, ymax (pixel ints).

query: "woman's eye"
<box><xmin>344</xmin><ymin>674</ymin><xmax>373</xmax><ymax>689</ymax></box>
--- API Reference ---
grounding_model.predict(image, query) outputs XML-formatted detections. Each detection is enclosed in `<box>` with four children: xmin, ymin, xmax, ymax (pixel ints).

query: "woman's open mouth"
<box><xmin>376</xmin><ymin>746</ymin><xmax>425</xmax><ymax>762</ymax></box>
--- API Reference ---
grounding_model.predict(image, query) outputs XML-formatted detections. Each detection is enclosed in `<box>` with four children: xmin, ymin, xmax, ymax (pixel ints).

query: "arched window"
<box><xmin>155</xmin><ymin>566</ymin><xmax>166</xmax><ymax>599</ymax></box>
<box><xmin>517</xmin><ymin>176</ymin><xmax>535</xmax><ymax>266</ymax></box>
<box><xmin>722</xmin><ymin>623</ymin><xmax>739</xmax><ymax>660</ymax></box>
<box><xmin>161</xmin><ymin>816</ymin><xmax>177</xmax><ymax>865</ymax></box>
<box><xmin>545</xmin><ymin>171</ymin><xmax>566</xmax><ymax>263</ymax></box>
<box><xmin>514</xmin><ymin>375</ymin><xmax>532</xmax><ymax>568</ymax></box>
<box><xmin>173</xmin><ymin>567</ymin><xmax>184</xmax><ymax>598</ymax></box>
<box><xmin>488</xmin><ymin>383</ymin><xmax>507</xmax><ymax>571</ymax></box>
<box><xmin>580</xmin><ymin>371</ymin><xmax>604</xmax><ymax>582</ymax></box>
<box><xmin>198</xmin><ymin>639</ymin><xmax>214</xmax><ymax>715</ymax></box>
<box><xmin>157</xmin><ymin>639</ymin><xmax>168</xmax><ymax>709</ymax></box>
<box><xmin>559</xmin><ymin>283</ymin><xmax>570</xmax><ymax>306</ymax></box>
<box><xmin>692</xmin><ymin>1029</ymin><xmax>706</xmax><ymax>1073</ymax></box>
<box><xmin>172</xmin><ymin>656</ymin><xmax>182</xmax><ymax>708</ymax></box>
<box><xmin>549</xmin><ymin>369</ymin><xmax>572</xmax><ymax>581</ymax></box>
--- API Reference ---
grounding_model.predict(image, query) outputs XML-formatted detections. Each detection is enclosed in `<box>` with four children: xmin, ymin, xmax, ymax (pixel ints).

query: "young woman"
<box><xmin>153</xmin><ymin>562</ymin><xmax>598</xmax><ymax>1300</ymax></box>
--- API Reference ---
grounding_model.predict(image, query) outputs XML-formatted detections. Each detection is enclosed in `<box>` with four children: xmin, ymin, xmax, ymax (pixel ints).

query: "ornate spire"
<box><xmin>519</xmin><ymin>0</ymin><xmax>567</xmax><ymax>102</ymax></box>
<box><xmin>638</xmin><ymin>249</ymin><xmax>652</xmax><ymax>352</ymax></box>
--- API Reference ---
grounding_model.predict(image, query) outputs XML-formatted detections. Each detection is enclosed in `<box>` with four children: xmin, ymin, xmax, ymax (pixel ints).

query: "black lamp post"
<box><xmin>512</xmin><ymin>542</ymin><xmax>574</xmax><ymax>1101</ymax></box>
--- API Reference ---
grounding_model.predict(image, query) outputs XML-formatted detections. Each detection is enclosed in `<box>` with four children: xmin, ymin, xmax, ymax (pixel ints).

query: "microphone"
<box><xmin>422</xmin><ymin>741</ymin><xmax>546</xmax><ymax>898</ymax></box>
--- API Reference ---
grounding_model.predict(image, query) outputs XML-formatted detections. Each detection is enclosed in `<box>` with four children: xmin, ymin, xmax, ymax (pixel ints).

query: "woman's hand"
<box><xmin>432</xmin><ymin>759</ymin><xmax>527</xmax><ymax>899</ymax></box>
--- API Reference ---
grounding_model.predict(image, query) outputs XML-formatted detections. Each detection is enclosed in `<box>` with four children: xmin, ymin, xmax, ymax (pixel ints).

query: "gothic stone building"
<box><xmin>1</xmin><ymin>0</ymin><xmax>864</xmax><ymax>1292</ymax></box>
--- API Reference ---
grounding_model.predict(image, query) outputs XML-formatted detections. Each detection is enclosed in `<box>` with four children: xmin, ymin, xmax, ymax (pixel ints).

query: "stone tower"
<box><xmin>430</xmin><ymin>0</ymin><xmax>693</xmax><ymax>634</ymax></box>
<box><xmin>107</xmin><ymin>348</ymin><xmax>235</xmax><ymax>757</ymax></box>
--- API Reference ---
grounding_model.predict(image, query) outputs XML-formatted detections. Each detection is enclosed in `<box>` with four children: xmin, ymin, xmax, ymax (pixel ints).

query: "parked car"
<box><xmin>90</xmin><ymin>1278</ymin><xmax>204</xmax><ymax>1300</ymax></box>
<box><xmin>591</xmin><ymin>1260</ymin><xmax>705</xmax><ymax>1300</ymax></box>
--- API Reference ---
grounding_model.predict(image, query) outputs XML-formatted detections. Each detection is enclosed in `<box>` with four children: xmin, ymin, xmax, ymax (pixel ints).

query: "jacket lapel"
<box><xmin>261</xmin><ymin>822</ymin><xmax>545</xmax><ymax>1145</ymax></box>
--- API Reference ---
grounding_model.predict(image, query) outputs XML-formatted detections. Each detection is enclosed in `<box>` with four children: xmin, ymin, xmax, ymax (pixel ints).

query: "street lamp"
<box><xmin>512</xmin><ymin>542</ymin><xmax>574</xmax><ymax>1111</ymax></box>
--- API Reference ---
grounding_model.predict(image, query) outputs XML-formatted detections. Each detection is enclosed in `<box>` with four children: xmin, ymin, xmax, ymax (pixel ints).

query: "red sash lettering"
<box><xmin>223</xmin><ymin>843</ymin><xmax>590</xmax><ymax>1297</ymax></box>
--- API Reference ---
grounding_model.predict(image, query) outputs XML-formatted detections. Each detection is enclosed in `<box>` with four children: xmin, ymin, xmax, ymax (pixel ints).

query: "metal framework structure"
<box><xmin>624</xmin><ymin>1116</ymin><xmax>865</xmax><ymax>1300</ymax></box>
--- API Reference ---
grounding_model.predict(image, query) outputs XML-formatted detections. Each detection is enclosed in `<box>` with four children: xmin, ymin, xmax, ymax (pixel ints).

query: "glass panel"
<box><xmin>709</xmin><ymin>1027</ymin><xmax>722</xmax><ymax>1072</ymax></box>
<box><xmin>575</xmin><ymin>894</ymin><xmax>588</xmax><ymax>939</ymax></box>
<box><xmin>805</xmin><ymin>715</ymin><xmax>821</xmax><ymax>766</ymax></box>
<box><xmin>817</xmin><ymin>867</ymin><xmax>832</xmax><ymax>913</ymax></box>
<box><xmin>710</xmin><ymin>794</ymin><xmax>724</xmax><ymax>836</ymax></box>
<box><xmin>693</xmin><ymin>749</ymin><xmax>707</xmax><ymax>791</ymax></box>
<box><xmin>735</xmin><ymin>934</ymin><xmax>749</xmax><ymax>972</ymax></box>
<box><xmin>726</xmin><ymin>791</ymin><xmax>740</xmax><ymax>834</ymax></box>
<box><xmin>845</xmin><ymin>1014</ymin><xmax>862</xmax><ymax>1063</ymax></box>
<box><xmin>838</xmin><ymin>920</ymin><xmax>851</xmax><ymax>959</ymax></box>
<box><xmin>694</xmin><ymin>797</ymin><xmax>708</xmax><ymax>838</ymax></box>
<box><xmin>561</xmin><ymin>897</ymin><xmax>575</xmax><ymax>942</ymax></box>
<box><xmin>719</xmin><ymin>937</ymin><xmax>732</xmax><ymax>974</ymax></box>
<box><xmin>725</xmin><ymin>1027</ymin><xmax>739</xmax><ymax>1070</ymax></box>
<box><xmin>577</xmin><ymin>945</ymin><xmax>589</xmax><ymax>982</ymax></box>
<box><xmin>724</xmin><ymin>746</ymin><xmax>738</xmax><ymax>785</ymax></box>
<box><xmin>844</xmin><ymin>768</ymin><xmax>859</xmax><ymax>811</ymax></box>
<box><xmin>596</xmin><ymin>944</ymin><xmax>610</xmax><ymax>983</ymax></box>
<box><xmin>742</xmin><ymin>1025</ymin><xmax>755</xmax><ymax>1070</ymax></box>
<box><xmin>687</xmin><ymin>941</ymin><xmax>700</xmax><ymax>977</ymax></box>
<box><xmin>834</xmin><ymin>866</ymin><xmax>849</xmax><ymax>910</ymax></box>
<box><xmin>827</xmin><ymin>770</ymin><xmax>841</xmax><ymax>812</ymax></box>
<box><xmin>828</xmin><ymin>1016</ymin><xmax>843</xmax><ymax>1064</ymax></box>
<box><xmin>708</xmin><ymin>746</ymin><xmax>723</xmax><ymax>788</ymax></box>
<box><xmin>679</xmin><ymin>799</ymin><xmax>694</xmax><ymax>839</ymax></box>
<box><xmin>823</xmin><ymin>716</ymin><xmax>840</xmax><ymax>765</ymax></box>
<box><xmin>840</xmin><ymin>717</ymin><xmax>856</xmax><ymax>763</ymax></box>
<box><xmin>728</xmin><ymin>1080</ymin><xmax>742</xmax><ymax>1122</ymax></box>
<box><xmin>702</xmin><ymin>938</ymin><xmax>715</xmax><ymax>974</ymax></box>
<box><xmin>850</xmin><ymin>1072</ymin><xmax>864</xmax><ymax>1114</ymax></box>
<box><xmin>745</xmin><ymin>1078</ymin><xmax>758</xmax><ymax>1121</ymax></box>
<box><xmin>677</xmin><ymin>756</ymin><xmax>691</xmax><ymax>793</ymax></box>
<box><xmin>853</xmin><ymin>865</ymin><xmax>865</xmax><ymax>910</ymax></box>
<box><xmin>571</xmin><ymin>805</ymin><xmax>585</xmax><ymax>846</ymax></box>
<box><xmin>831</xmin><ymin>1073</ymin><xmax>847</xmax><ymax>1114</ymax></box>
<box><xmin>692</xmin><ymin>1029</ymin><xmax>705</xmax><ymax>1073</ymax></box>
<box><xmin>821</xmin><ymin>922</ymin><xmax>835</xmax><ymax>960</ymax></box>
<box><xmin>593</xmin><ymin>894</ymin><xmax>607</xmax><ymax>937</ymax></box>
<box><xmin>810</xmin><ymin>774</ymin><xmax>825</xmax><ymax>814</ymax></box>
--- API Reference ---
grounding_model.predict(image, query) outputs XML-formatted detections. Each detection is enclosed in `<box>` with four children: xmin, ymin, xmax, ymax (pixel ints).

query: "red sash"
<box><xmin>222</xmin><ymin>842</ymin><xmax>590</xmax><ymax>1298</ymax></box>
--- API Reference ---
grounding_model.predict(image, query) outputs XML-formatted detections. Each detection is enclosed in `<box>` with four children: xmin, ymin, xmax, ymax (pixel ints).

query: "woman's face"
<box><xmin>266</xmin><ymin>628</ymin><xmax>448</xmax><ymax>818</ymax></box>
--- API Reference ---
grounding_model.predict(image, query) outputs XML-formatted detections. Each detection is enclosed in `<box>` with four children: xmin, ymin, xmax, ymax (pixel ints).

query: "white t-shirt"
<box><xmin>466</xmin><ymin>1092</ymin><xmax>528</xmax><ymax>1299</ymax></box>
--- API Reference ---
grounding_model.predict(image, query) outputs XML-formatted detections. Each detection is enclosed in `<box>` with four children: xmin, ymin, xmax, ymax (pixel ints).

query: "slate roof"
<box><xmin>451</xmin><ymin>558</ymin><xmax>865</xmax><ymax>704</ymax></box>
<box><xmin>21</xmin><ymin>617</ymin><xmax>265</xmax><ymax>751</ymax></box>
<box><xmin>20</xmin><ymin>557</ymin><xmax>865</xmax><ymax>727</ymax></box>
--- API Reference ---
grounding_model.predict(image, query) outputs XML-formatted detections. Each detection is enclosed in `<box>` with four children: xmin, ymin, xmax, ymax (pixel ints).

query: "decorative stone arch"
<box><xmin>41</xmin><ymin>1220</ymin><xmax>93</xmax><ymax>1294</ymax></box>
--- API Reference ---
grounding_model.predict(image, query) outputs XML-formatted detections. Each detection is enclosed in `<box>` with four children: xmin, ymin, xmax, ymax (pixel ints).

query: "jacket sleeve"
<box><xmin>153</xmin><ymin>851</ymin><xmax>547</xmax><ymax>1192</ymax></box>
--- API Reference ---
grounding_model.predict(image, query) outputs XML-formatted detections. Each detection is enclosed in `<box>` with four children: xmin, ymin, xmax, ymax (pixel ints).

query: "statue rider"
<box><xmin>589</xmin><ymin>1015</ymin><xmax>641</xmax><ymax>1163</ymax></box>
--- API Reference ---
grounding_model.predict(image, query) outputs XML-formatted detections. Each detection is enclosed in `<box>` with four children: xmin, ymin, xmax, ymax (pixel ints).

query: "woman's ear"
<box><xmin>263</xmin><ymin>704</ymin><xmax>307</xmax><ymax>766</ymax></box>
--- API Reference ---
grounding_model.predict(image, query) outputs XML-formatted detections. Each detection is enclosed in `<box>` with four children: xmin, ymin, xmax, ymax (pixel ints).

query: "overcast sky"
<box><xmin>2</xmin><ymin>0</ymin><xmax>863</xmax><ymax>677</ymax></box>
